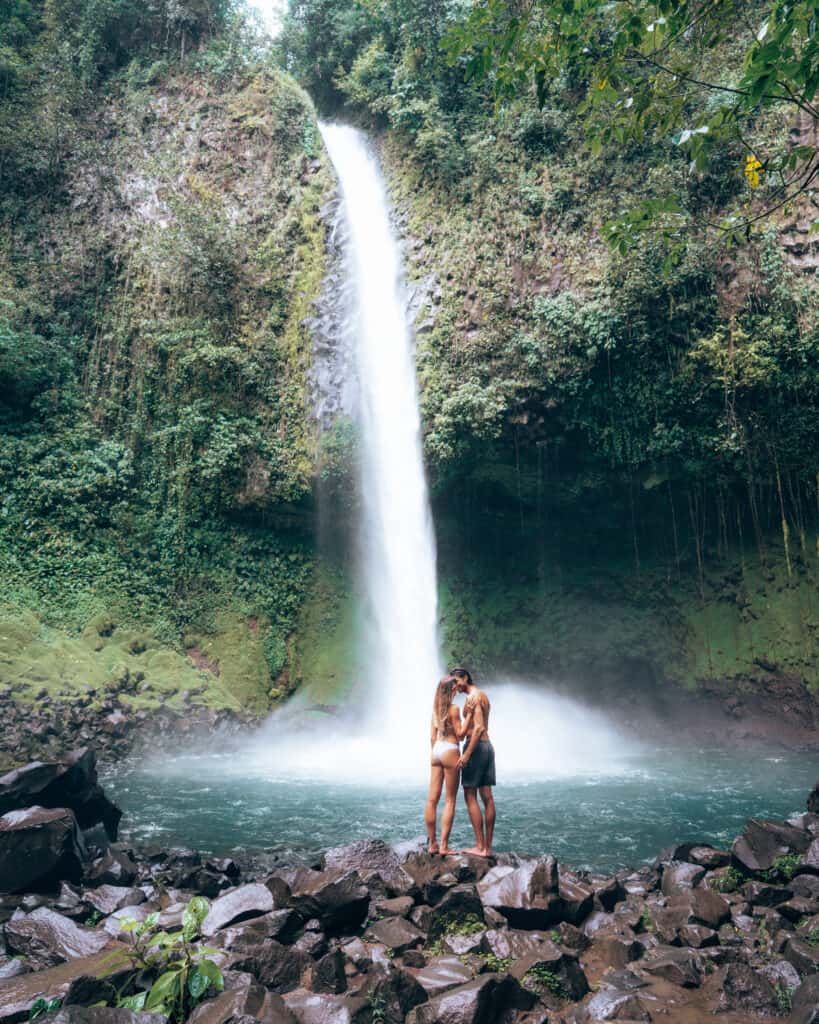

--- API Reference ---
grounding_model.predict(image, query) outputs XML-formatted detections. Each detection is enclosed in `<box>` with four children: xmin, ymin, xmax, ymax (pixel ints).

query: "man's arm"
<box><xmin>458</xmin><ymin>701</ymin><xmax>485</xmax><ymax>768</ymax></box>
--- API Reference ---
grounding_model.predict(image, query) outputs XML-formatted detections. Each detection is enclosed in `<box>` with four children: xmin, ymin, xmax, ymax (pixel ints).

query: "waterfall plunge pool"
<box><xmin>103</xmin><ymin>747</ymin><xmax>814</xmax><ymax>873</ymax></box>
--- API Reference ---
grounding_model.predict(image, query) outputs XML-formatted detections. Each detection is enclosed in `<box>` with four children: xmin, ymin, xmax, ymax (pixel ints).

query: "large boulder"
<box><xmin>411</xmin><ymin>956</ymin><xmax>474</xmax><ymax>997</ymax></box>
<box><xmin>201</xmin><ymin>883</ymin><xmax>276</xmax><ymax>937</ymax></box>
<box><xmin>732</xmin><ymin>818</ymin><xmax>811</xmax><ymax>873</ymax></box>
<box><xmin>476</xmin><ymin>858</ymin><xmax>560</xmax><ymax>929</ymax></box>
<box><xmin>717</xmin><ymin>963</ymin><xmax>782</xmax><ymax>1016</ymax></box>
<box><xmin>0</xmin><ymin>807</ymin><xmax>87</xmax><ymax>892</ymax></box>
<box><xmin>0</xmin><ymin>750</ymin><xmax>121</xmax><ymax>839</ymax></box>
<box><xmin>282</xmin><ymin>869</ymin><xmax>369</xmax><ymax>935</ymax></box>
<box><xmin>282</xmin><ymin>992</ymin><xmax>371</xmax><ymax>1024</ymax></box>
<box><xmin>789</xmin><ymin>974</ymin><xmax>819</xmax><ymax>1024</ymax></box>
<box><xmin>427</xmin><ymin>884</ymin><xmax>485</xmax><ymax>941</ymax></box>
<box><xmin>785</xmin><ymin>936</ymin><xmax>819</xmax><ymax>975</ymax></box>
<box><xmin>231</xmin><ymin>941</ymin><xmax>311</xmax><ymax>993</ymax></box>
<box><xmin>0</xmin><ymin>947</ymin><xmax>117</xmax><ymax>1023</ymax></box>
<box><xmin>641</xmin><ymin>946</ymin><xmax>702</xmax><ymax>988</ymax></box>
<box><xmin>407</xmin><ymin>973</ymin><xmax>535</xmax><ymax>1024</ymax></box>
<box><xmin>480</xmin><ymin>929</ymin><xmax>561</xmax><ymax>961</ymax></box>
<box><xmin>660</xmin><ymin>862</ymin><xmax>705</xmax><ymax>896</ymax></box>
<box><xmin>83</xmin><ymin>886</ymin><xmax>144</xmax><ymax>917</ymax></box>
<box><xmin>5</xmin><ymin>908</ymin><xmax>109</xmax><ymax>970</ymax></box>
<box><xmin>187</xmin><ymin>971</ymin><xmax>296</xmax><ymax>1024</ymax></box>
<box><xmin>322</xmin><ymin>840</ymin><xmax>411</xmax><ymax>896</ymax></box>
<box><xmin>358</xmin><ymin>962</ymin><xmax>428</xmax><ymax>1023</ymax></box>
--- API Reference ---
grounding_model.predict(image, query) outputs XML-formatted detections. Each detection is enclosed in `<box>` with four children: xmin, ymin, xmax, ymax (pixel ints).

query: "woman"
<box><xmin>425</xmin><ymin>675</ymin><xmax>471</xmax><ymax>855</ymax></box>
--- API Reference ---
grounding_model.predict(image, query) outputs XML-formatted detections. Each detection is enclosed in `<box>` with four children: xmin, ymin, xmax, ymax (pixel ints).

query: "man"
<box><xmin>451</xmin><ymin>667</ymin><xmax>496</xmax><ymax>857</ymax></box>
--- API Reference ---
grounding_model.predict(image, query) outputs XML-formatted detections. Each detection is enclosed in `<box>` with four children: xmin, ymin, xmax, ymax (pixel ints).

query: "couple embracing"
<box><xmin>425</xmin><ymin>667</ymin><xmax>496</xmax><ymax>857</ymax></box>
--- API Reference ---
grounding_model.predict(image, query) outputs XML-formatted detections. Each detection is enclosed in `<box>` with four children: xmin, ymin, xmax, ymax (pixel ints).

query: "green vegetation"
<box><xmin>104</xmin><ymin>897</ymin><xmax>224</xmax><ymax>1019</ymax></box>
<box><xmin>426</xmin><ymin>911</ymin><xmax>486</xmax><ymax>952</ymax></box>
<box><xmin>766</xmin><ymin>853</ymin><xmax>803</xmax><ymax>881</ymax></box>
<box><xmin>710</xmin><ymin>866</ymin><xmax>746</xmax><ymax>893</ymax></box>
<box><xmin>524</xmin><ymin>963</ymin><xmax>567</xmax><ymax>999</ymax></box>
<box><xmin>478</xmin><ymin>952</ymin><xmax>512</xmax><ymax>973</ymax></box>
<box><xmin>27</xmin><ymin>999</ymin><xmax>61</xmax><ymax>1022</ymax></box>
<box><xmin>806</xmin><ymin>928</ymin><xmax>819</xmax><ymax>947</ymax></box>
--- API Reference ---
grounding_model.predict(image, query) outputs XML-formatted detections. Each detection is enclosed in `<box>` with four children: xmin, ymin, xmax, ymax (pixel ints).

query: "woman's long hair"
<box><xmin>432</xmin><ymin>677</ymin><xmax>456</xmax><ymax>735</ymax></box>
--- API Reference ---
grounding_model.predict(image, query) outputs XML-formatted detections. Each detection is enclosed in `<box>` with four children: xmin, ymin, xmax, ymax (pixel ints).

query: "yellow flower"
<box><xmin>597</xmin><ymin>78</ymin><xmax>608</xmax><ymax>89</ymax></box>
<box><xmin>744</xmin><ymin>154</ymin><xmax>764</xmax><ymax>189</ymax></box>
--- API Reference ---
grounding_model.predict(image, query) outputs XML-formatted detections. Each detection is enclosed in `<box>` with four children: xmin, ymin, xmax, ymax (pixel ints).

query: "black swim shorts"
<box><xmin>461</xmin><ymin>739</ymin><xmax>496</xmax><ymax>789</ymax></box>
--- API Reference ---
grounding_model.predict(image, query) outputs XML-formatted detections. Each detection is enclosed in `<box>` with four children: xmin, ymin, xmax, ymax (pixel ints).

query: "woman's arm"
<box><xmin>450</xmin><ymin>704</ymin><xmax>469</xmax><ymax>742</ymax></box>
<box><xmin>430</xmin><ymin>717</ymin><xmax>436</xmax><ymax>749</ymax></box>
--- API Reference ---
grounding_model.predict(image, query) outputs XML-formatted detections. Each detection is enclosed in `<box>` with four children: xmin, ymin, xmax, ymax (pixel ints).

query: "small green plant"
<box><xmin>524</xmin><ymin>963</ymin><xmax>567</xmax><ymax>998</ymax></box>
<box><xmin>638</xmin><ymin>908</ymin><xmax>654</xmax><ymax>932</ymax></box>
<box><xmin>479</xmin><ymin>952</ymin><xmax>513</xmax><ymax>973</ymax></box>
<box><xmin>84</xmin><ymin>910</ymin><xmax>103</xmax><ymax>927</ymax></box>
<box><xmin>549</xmin><ymin>930</ymin><xmax>560</xmax><ymax>942</ymax></box>
<box><xmin>774</xmin><ymin>983</ymin><xmax>795</xmax><ymax>1014</ymax></box>
<box><xmin>710</xmin><ymin>866</ymin><xmax>745</xmax><ymax>893</ymax></box>
<box><xmin>28</xmin><ymin>999</ymin><xmax>60</xmax><ymax>1022</ymax></box>
<box><xmin>101</xmin><ymin>897</ymin><xmax>223</xmax><ymax>1021</ymax></box>
<box><xmin>426</xmin><ymin>911</ymin><xmax>486</xmax><ymax>955</ymax></box>
<box><xmin>766</xmin><ymin>854</ymin><xmax>801</xmax><ymax>882</ymax></box>
<box><xmin>807</xmin><ymin>928</ymin><xmax>819</xmax><ymax>947</ymax></box>
<box><xmin>370</xmin><ymin>993</ymin><xmax>387</xmax><ymax>1024</ymax></box>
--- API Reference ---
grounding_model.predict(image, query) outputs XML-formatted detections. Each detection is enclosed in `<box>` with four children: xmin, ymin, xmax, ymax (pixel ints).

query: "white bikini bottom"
<box><xmin>431</xmin><ymin>740</ymin><xmax>459</xmax><ymax>764</ymax></box>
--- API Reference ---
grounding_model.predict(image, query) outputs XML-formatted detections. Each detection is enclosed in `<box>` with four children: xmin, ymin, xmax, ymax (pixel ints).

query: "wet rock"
<box><xmin>477</xmin><ymin>858</ymin><xmax>560</xmax><ymax>929</ymax></box>
<box><xmin>442</xmin><ymin>930</ymin><xmax>484</xmax><ymax>956</ymax></box>
<box><xmin>480</xmin><ymin>928</ymin><xmax>557</xmax><ymax>961</ymax></box>
<box><xmin>217</xmin><ymin>909</ymin><xmax>303</xmax><ymax>951</ymax></box>
<box><xmin>83</xmin><ymin>885</ymin><xmax>144</xmax><ymax>917</ymax></box>
<box><xmin>323</xmin><ymin>840</ymin><xmax>411</xmax><ymax>896</ymax></box>
<box><xmin>310</xmin><ymin>948</ymin><xmax>346</xmax><ymax>994</ymax></box>
<box><xmin>358</xmin><ymin>962</ymin><xmax>427</xmax><ymax>1022</ymax></box>
<box><xmin>366</xmin><ymin>915</ymin><xmax>425</xmax><ymax>954</ymax></box>
<box><xmin>557</xmin><ymin>876</ymin><xmax>594</xmax><ymax>925</ymax></box>
<box><xmin>201</xmin><ymin>883</ymin><xmax>275</xmax><ymax>937</ymax></box>
<box><xmin>37</xmin><ymin>1010</ymin><xmax>165</xmax><ymax>1024</ymax></box>
<box><xmin>804</xmin><ymin>839</ymin><xmax>819</xmax><ymax>875</ymax></box>
<box><xmin>660</xmin><ymin>862</ymin><xmax>705</xmax><ymax>895</ymax></box>
<box><xmin>716</xmin><ymin>962</ymin><xmax>782</xmax><ymax>1015</ymax></box>
<box><xmin>232</xmin><ymin>940</ymin><xmax>311</xmax><ymax>993</ymax></box>
<box><xmin>407</xmin><ymin>972</ymin><xmax>534</xmax><ymax>1024</ymax></box>
<box><xmin>790</xmin><ymin>974</ymin><xmax>819</xmax><ymax>1024</ymax></box>
<box><xmin>510</xmin><ymin>948</ymin><xmax>589</xmax><ymax>1001</ymax></box>
<box><xmin>0</xmin><ymin>956</ymin><xmax>28</xmax><ymax>979</ymax></box>
<box><xmin>743</xmin><ymin>879</ymin><xmax>793</xmax><ymax>907</ymax></box>
<box><xmin>187</xmin><ymin>971</ymin><xmax>296</xmax><ymax>1024</ymax></box>
<box><xmin>85</xmin><ymin>848</ymin><xmax>137</xmax><ymax>887</ymax></box>
<box><xmin>101</xmin><ymin>904</ymin><xmax>154</xmax><ymax>937</ymax></box>
<box><xmin>808</xmin><ymin>783</ymin><xmax>819</xmax><ymax>815</ymax></box>
<box><xmin>689</xmin><ymin>846</ymin><xmax>731</xmax><ymax>869</ymax></box>
<box><xmin>780</xmin><ymin>896</ymin><xmax>819</xmax><ymax>922</ymax></box>
<box><xmin>0</xmin><ymin>806</ymin><xmax>87</xmax><ymax>892</ymax></box>
<box><xmin>5</xmin><ymin>907</ymin><xmax>109</xmax><ymax>970</ymax></box>
<box><xmin>583</xmin><ymin>985</ymin><xmax>652</xmax><ymax>1021</ymax></box>
<box><xmin>592</xmin><ymin>934</ymin><xmax>642</xmax><ymax>970</ymax></box>
<box><xmin>641</xmin><ymin>946</ymin><xmax>702</xmax><ymax>988</ymax></box>
<box><xmin>282</xmin><ymin>991</ymin><xmax>371</xmax><ymax>1024</ymax></box>
<box><xmin>0</xmin><ymin>948</ymin><xmax>117</xmax><ymax>1023</ymax></box>
<box><xmin>677</xmin><ymin>923</ymin><xmax>719</xmax><ymax>948</ymax></box>
<box><xmin>793</xmin><ymin>875</ymin><xmax>819</xmax><ymax>900</ymax></box>
<box><xmin>761</xmin><ymin>959</ymin><xmax>802</xmax><ymax>992</ymax></box>
<box><xmin>427</xmin><ymin>884</ymin><xmax>484</xmax><ymax>940</ymax></box>
<box><xmin>284</xmin><ymin>868</ymin><xmax>369</xmax><ymax>935</ymax></box>
<box><xmin>412</xmin><ymin>955</ymin><xmax>473</xmax><ymax>997</ymax></box>
<box><xmin>732</xmin><ymin>818</ymin><xmax>811</xmax><ymax>872</ymax></box>
<box><xmin>672</xmin><ymin>886</ymin><xmax>731</xmax><ymax>929</ymax></box>
<box><xmin>785</xmin><ymin>935</ymin><xmax>819</xmax><ymax>974</ymax></box>
<box><xmin>592</xmin><ymin>876</ymin><xmax>626</xmax><ymax>912</ymax></box>
<box><xmin>0</xmin><ymin>750</ymin><xmax>121</xmax><ymax>839</ymax></box>
<box><xmin>373</xmin><ymin>896</ymin><xmax>413</xmax><ymax>919</ymax></box>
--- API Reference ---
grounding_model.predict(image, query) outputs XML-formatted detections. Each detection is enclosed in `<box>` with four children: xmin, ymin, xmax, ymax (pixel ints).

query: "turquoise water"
<box><xmin>103</xmin><ymin>748</ymin><xmax>816</xmax><ymax>872</ymax></box>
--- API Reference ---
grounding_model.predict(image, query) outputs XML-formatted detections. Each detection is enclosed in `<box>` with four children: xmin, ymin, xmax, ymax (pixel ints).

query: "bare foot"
<box><xmin>439</xmin><ymin>847</ymin><xmax>456</xmax><ymax>855</ymax></box>
<box><xmin>428</xmin><ymin>843</ymin><xmax>440</xmax><ymax>854</ymax></box>
<box><xmin>461</xmin><ymin>846</ymin><xmax>488</xmax><ymax>857</ymax></box>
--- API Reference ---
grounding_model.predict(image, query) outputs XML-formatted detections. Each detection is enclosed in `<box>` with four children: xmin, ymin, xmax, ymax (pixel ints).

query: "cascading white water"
<box><xmin>319</xmin><ymin>124</ymin><xmax>441</xmax><ymax>749</ymax></box>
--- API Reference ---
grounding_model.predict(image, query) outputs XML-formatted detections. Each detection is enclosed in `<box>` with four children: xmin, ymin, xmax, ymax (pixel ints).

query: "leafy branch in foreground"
<box><xmin>447</xmin><ymin>0</ymin><xmax>819</xmax><ymax>245</ymax></box>
<box><xmin>100</xmin><ymin>896</ymin><xmax>224</xmax><ymax>1021</ymax></box>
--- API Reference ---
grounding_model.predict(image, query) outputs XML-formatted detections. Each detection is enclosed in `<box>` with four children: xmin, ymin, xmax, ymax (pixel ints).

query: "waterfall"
<box><xmin>318</xmin><ymin>123</ymin><xmax>442</xmax><ymax>747</ymax></box>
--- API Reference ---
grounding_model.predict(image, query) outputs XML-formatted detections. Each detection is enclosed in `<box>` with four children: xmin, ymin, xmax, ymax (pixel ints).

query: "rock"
<box><xmin>761</xmin><ymin>959</ymin><xmax>802</xmax><ymax>992</ymax></box>
<box><xmin>373</xmin><ymin>896</ymin><xmax>414</xmax><ymax>919</ymax></box>
<box><xmin>583</xmin><ymin>985</ymin><xmax>652</xmax><ymax>1021</ymax></box>
<box><xmin>732</xmin><ymin>818</ymin><xmax>811</xmax><ymax>873</ymax></box>
<box><xmin>785</xmin><ymin>936</ymin><xmax>819</xmax><ymax>974</ymax></box>
<box><xmin>0</xmin><ymin>750</ymin><xmax>121</xmax><ymax>839</ymax></box>
<box><xmin>358</xmin><ymin>962</ymin><xmax>427</xmax><ymax>1022</ymax></box>
<box><xmin>442</xmin><ymin>931</ymin><xmax>484</xmax><ymax>956</ymax></box>
<box><xmin>689</xmin><ymin>846</ymin><xmax>730</xmax><ymax>869</ymax></box>
<box><xmin>480</xmin><ymin>929</ymin><xmax>557</xmax><ymax>961</ymax></box>
<box><xmin>592</xmin><ymin>876</ymin><xmax>626</xmax><ymax>912</ymax></box>
<box><xmin>407</xmin><ymin>972</ymin><xmax>535</xmax><ymax>1024</ymax></box>
<box><xmin>187</xmin><ymin>971</ymin><xmax>296</xmax><ymax>1024</ymax></box>
<box><xmin>743</xmin><ymin>880</ymin><xmax>793</xmax><ymax>907</ymax></box>
<box><xmin>717</xmin><ymin>963</ymin><xmax>782</xmax><ymax>1015</ymax></box>
<box><xmin>323</xmin><ymin>840</ymin><xmax>411</xmax><ymax>896</ymax></box>
<box><xmin>477</xmin><ymin>859</ymin><xmax>560</xmax><ymax>929</ymax></box>
<box><xmin>201</xmin><ymin>883</ymin><xmax>275</xmax><ymax>937</ymax></box>
<box><xmin>804</xmin><ymin>839</ymin><xmax>819</xmax><ymax>875</ymax></box>
<box><xmin>217</xmin><ymin>909</ymin><xmax>303</xmax><ymax>950</ymax></box>
<box><xmin>790</xmin><ymin>974</ymin><xmax>819</xmax><ymax>1024</ymax></box>
<box><xmin>0</xmin><ymin>957</ymin><xmax>28</xmax><ymax>979</ymax></box>
<box><xmin>37</xmin><ymin>1010</ymin><xmax>164</xmax><ymax>1024</ymax></box>
<box><xmin>673</xmin><ymin>886</ymin><xmax>731</xmax><ymax>928</ymax></box>
<box><xmin>412</xmin><ymin>955</ymin><xmax>474</xmax><ymax>997</ymax></box>
<box><xmin>85</xmin><ymin>848</ymin><xmax>137</xmax><ymax>886</ymax></box>
<box><xmin>5</xmin><ymin>907</ymin><xmax>109</xmax><ymax>970</ymax></box>
<box><xmin>793</xmin><ymin>875</ymin><xmax>819</xmax><ymax>901</ymax></box>
<box><xmin>427</xmin><ymin>884</ymin><xmax>484</xmax><ymax>940</ymax></box>
<box><xmin>677</xmin><ymin>923</ymin><xmax>719</xmax><ymax>948</ymax></box>
<box><xmin>83</xmin><ymin>886</ymin><xmax>144</xmax><ymax>917</ymax></box>
<box><xmin>232</xmin><ymin>940</ymin><xmax>312</xmax><ymax>993</ymax></box>
<box><xmin>284</xmin><ymin>869</ymin><xmax>369</xmax><ymax>935</ymax></box>
<box><xmin>641</xmin><ymin>946</ymin><xmax>702</xmax><ymax>988</ymax></box>
<box><xmin>660</xmin><ymin>862</ymin><xmax>705</xmax><ymax>895</ymax></box>
<box><xmin>510</xmin><ymin>948</ymin><xmax>589</xmax><ymax>1001</ymax></box>
<box><xmin>310</xmin><ymin>949</ymin><xmax>346</xmax><ymax>994</ymax></box>
<box><xmin>557</xmin><ymin>876</ymin><xmax>594</xmax><ymax>925</ymax></box>
<box><xmin>0</xmin><ymin>948</ymin><xmax>117</xmax><ymax>1023</ymax></box>
<box><xmin>101</xmin><ymin>905</ymin><xmax>155</xmax><ymax>937</ymax></box>
<box><xmin>0</xmin><ymin>806</ymin><xmax>87</xmax><ymax>892</ymax></box>
<box><xmin>780</xmin><ymin>896</ymin><xmax>819</xmax><ymax>923</ymax></box>
<box><xmin>808</xmin><ymin>783</ymin><xmax>819</xmax><ymax>815</ymax></box>
<box><xmin>282</xmin><ymin>992</ymin><xmax>371</xmax><ymax>1024</ymax></box>
<box><xmin>592</xmin><ymin>934</ymin><xmax>642</xmax><ymax>970</ymax></box>
<box><xmin>366</xmin><ymin>915</ymin><xmax>425</xmax><ymax>954</ymax></box>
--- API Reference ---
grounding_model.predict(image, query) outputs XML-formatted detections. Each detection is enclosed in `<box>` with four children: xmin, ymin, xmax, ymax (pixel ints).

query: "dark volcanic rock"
<box><xmin>187</xmin><ymin>971</ymin><xmax>296</xmax><ymax>1024</ymax></box>
<box><xmin>83</xmin><ymin>885</ymin><xmax>144</xmax><ymax>917</ymax></box>
<box><xmin>201</xmin><ymin>883</ymin><xmax>275</xmax><ymax>937</ymax></box>
<box><xmin>808</xmin><ymin>783</ymin><xmax>819</xmax><ymax>815</ymax></box>
<box><xmin>359</xmin><ymin>962</ymin><xmax>427</xmax><ymax>1023</ymax></box>
<box><xmin>232</xmin><ymin>940</ymin><xmax>311</xmax><ymax>993</ymax></box>
<box><xmin>660</xmin><ymin>861</ymin><xmax>705</xmax><ymax>895</ymax></box>
<box><xmin>476</xmin><ymin>858</ymin><xmax>560</xmax><ymax>929</ymax></box>
<box><xmin>427</xmin><ymin>884</ymin><xmax>484</xmax><ymax>940</ymax></box>
<box><xmin>283</xmin><ymin>868</ymin><xmax>369</xmax><ymax>935</ymax></box>
<box><xmin>0</xmin><ymin>806</ymin><xmax>87</xmax><ymax>892</ymax></box>
<box><xmin>790</xmin><ymin>974</ymin><xmax>819</xmax><ymax>1024</ymax></box>
<box><xmin>510</xmin><ymin>947</ymin><xmax>589</xmax><ymax>1001</ymax></box>
<box><xmin>0</xmin><ymin>948</ymin><xmax>117</xmax><ymax>1023</ymax></box>
<box><xmin>480</xmin><ymin>929</ymin><xmax>560</xmax><ymax>961</ymax></box>
<box><xmin>0</xmin><ymin>750</ymin><xmax>121</xmax><ymax>839</ymax></box>
<box><xmin>717</xmin><ymin>963</ymin><xmax>782</xmax><ymax>1015</ymax></box>
<box><xmin>323</xmin><ymin>839</ymin><xmax>411</xmax><ymax>895</ymax></box>
<box><xmin>407</xmin><ymin>972</ymin><xmax>535</xmax><ymax>1024</ymax></box>
<box><xmin>641</xmin><ymin>946</ymin><xmax>702</xmax><ymax>988</ymax></box>
<box><xmin>282</xmin><ymin>991</ymin><xmax>371</xmax><ymax>1024</ymax></box>
<box><xmin>583</xmin><ymin>985</ymin><xmax>652</xmax><ymax>1022</ymax></box>
<box><xmin>217</xmin><ymin>909</ymin><xmax>302</xmax><ymax>951</ymax></box>
<box><xmin>412</xmin><ymin>955</ymin><xmax>474</xmax><ymax>997</ymax></box>
<box><xmin>785</xmin><ymin>935</ymin><xmax>819</xmax><ymax>974</ymax></box>
<box><xmin>38</xmin><ymin>1010</ymin><xmax>164</xmax><ymax>1024</ymax></box>
<box><xmin>366</xmin><ymin>915</ymin><xmax>424</xmax><ymax>953</ymax></box>
<box><xmin>310</xmin><ymin>948</ymin><xmax>346</xmax><ymax>994</ymax></box>
<box><xmin>85</xmin><ymin>848</ymin><xmax>137</xmax><ymax>886</ymax></box>
<box><xmin>5</xmin><ymin>908</ymin><xmax>109</xmax><ymax>970</ymax></box>
<box><xmin>732</xmin><ymin>818</ymin><xmax>811</xmax><ymax>872</ymax></box>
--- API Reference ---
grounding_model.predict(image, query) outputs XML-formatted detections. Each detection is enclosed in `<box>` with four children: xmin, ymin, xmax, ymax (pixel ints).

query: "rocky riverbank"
<box><xmin>1</xmin><ymin>750</ymin><xmax>819</xmax><ymax>1023</ymax></box>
